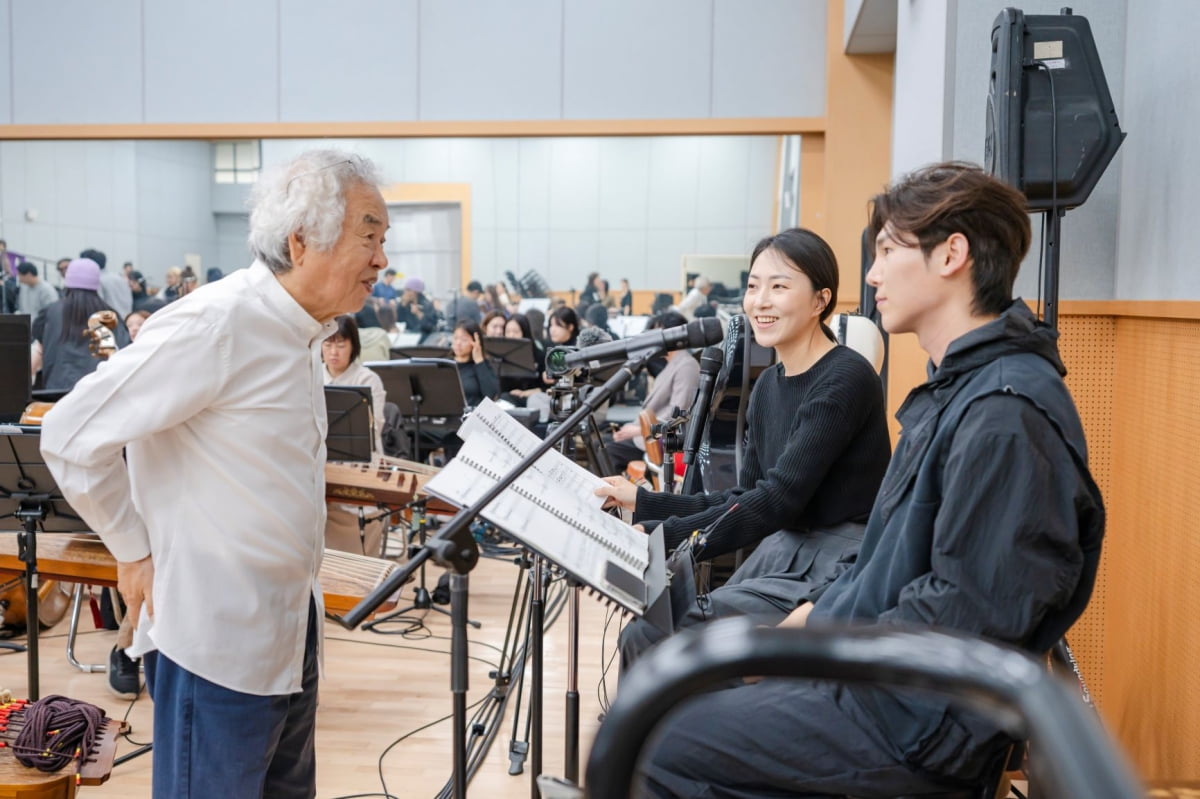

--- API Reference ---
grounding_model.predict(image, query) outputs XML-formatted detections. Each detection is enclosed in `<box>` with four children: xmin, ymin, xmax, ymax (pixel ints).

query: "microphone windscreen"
<box><xmin>686</xmin><ymin>317</ymin><xmax>724</xmax><ymax>349</ymax></box>
<box><xmin>577</xmin><ymin>326</ymin><xmax>613</xmax><ymax>347</ymax></box>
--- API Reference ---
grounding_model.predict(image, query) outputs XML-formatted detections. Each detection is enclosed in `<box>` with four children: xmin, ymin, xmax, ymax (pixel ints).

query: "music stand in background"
<box><xmin>389</xmin><ymin>345</ymin><xmax>452</xmax><ymax>361</ymax></box>
<box><xmin>362</xmin><ymin>360</ymin><xmax>470</xmax><ymax>624</ymax></box>
<box><xmin>0</xmin><ymin>425</ymin><xmax>92</xmax><ymax>700</ymax></box>
<box><xmin>324</xmin><ymin>385</ymin><xmax>374</xmax><ymax>463</ymax></box>
<box><xmin>365</xmin><ymin>359</ymin><xmax>466</xmax><ymax>462</ymax></box>
<box><xmin>482</xmin><ymin>337</ymin><xmax>538</xmax><ymax>383</ymax></box>
<box><xmin>0</xmin><ymin>315</ymin><xmax>32</xmax><ymax>424</ymax></box>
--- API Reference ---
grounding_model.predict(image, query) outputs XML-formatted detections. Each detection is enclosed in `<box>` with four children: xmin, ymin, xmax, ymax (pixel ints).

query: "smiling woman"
<box><xmin>595</xmin><ymin>227</ymin><xmax>892</xmax><ymax>672</ymax></box>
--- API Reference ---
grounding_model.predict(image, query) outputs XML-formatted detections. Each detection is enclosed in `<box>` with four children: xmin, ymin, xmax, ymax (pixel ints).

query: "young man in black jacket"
<box><xmin>635</xmin><ymin>163</ymin><xmax>1105</xmax><ymax>798</ymax></box>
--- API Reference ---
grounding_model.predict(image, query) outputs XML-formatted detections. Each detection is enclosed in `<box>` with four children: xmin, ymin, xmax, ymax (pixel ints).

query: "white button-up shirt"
<box><xmin>40</xmin><ymin>261</ymin><xmax>334</xmax><ymax>696</ymax></box>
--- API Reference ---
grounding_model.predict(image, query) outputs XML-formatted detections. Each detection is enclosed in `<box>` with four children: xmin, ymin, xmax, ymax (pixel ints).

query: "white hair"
<box><xmin>247</xmin><ymin>149</ymin><xmax>383</xmax><ymax>275</ymax></box>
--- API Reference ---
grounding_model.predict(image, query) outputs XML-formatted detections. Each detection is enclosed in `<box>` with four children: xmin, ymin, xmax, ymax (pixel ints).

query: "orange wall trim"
<box><xmin>1056</xmin><ymin>300</ymin><xmax>1200</xmax><ymax>320</ymax></box>
<box><xmin>822</xmin><ymin>0</ymin><xmax>894</xmax><ymax>309</ymax></box>
<box><xmin>0</xmin><ymin>118</ymin><xmax>826</xmax><ymax>141</ymax></box>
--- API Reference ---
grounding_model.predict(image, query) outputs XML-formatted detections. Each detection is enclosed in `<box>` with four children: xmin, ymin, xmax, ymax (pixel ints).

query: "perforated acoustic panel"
<box><xmin>1058</xmin><ymin>315</ymin><xmax>1115</xmax><ymax>712</ymax></box>
<box><xmin>1101</xmin><ymin>317</ymin><xmax>1200</xmax><ymax>781</ymax></box>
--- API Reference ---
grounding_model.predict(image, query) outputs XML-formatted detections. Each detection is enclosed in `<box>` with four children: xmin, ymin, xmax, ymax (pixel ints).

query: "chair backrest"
<box><xmin>692</xmin><ymin>314</ymin><xmax>774</xmax><ymax>494</ymax></box>
<box><xmin>829</xmin><ymin>312</ymin><xmax>885</xmax><ymax>374</ymax></box>
<box><xmin>584</xmin><ymin>621</ymin><xmax>1144</xmax><ymax>799</ymax></box>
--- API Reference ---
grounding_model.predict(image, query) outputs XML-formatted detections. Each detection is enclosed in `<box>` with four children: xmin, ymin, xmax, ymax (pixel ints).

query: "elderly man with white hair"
<box><xmin>673</xmin><ymin>275</ymin><xmax>712</xmax><ymax>320</ymax></box>
<box><xmin>40</xmin><ymin>150</ymin><xmax>389</xmax><ymax>799</ymax></box>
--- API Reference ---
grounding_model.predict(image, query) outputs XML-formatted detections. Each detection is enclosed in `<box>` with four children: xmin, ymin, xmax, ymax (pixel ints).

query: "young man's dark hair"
<box><xmin>868</xmin><ymin>161</ymin><xmax>1031</xmax><ymax>316</ymax></box>
<box><xmin>635</xmin><ymin>164</ymin><xmax>1104</xmax><ymax>797</ymax></box>
<box><xmin>16</xmin><ymin>261</ymin><xmax>38</xmax><ymax>277</ymax></box>
<box><xmin>80</xmin><ymin>248</ymin><xmax>107</xmax><ymax>270</ymax></box>
<box><xmin>466</xmin><ymin>280</ymin><xmax>483</xmax><ymax>294</ymax></box>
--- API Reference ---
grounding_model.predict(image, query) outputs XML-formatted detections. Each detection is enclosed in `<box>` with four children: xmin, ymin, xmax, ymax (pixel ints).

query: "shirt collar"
<box><xmin>247</xmin><ymin>261</ymin><xmax>337</xmax><ymax>346</ymax></box>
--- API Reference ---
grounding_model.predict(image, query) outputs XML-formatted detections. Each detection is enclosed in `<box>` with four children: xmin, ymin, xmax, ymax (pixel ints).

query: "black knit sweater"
<box><xmin>456</xmin><ymin>360</ymin><xmax>500</xmax><ymax>408</ymax></box>
<box><xmin>634</xmin><ymin>345</ymin><xmax>891</xmax><ymax>559</ymax></box>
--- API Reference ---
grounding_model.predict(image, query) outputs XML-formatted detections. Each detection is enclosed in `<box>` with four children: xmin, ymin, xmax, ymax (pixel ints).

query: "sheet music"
<box><xmin>425</xmin><ymin>401</ymin><xmax>653</xmax><ymax>611</ymax></box>
<box><xmin>457</xmin><ymin>398</ymin><xmax>608</xmax><ymax>509</ymax></box>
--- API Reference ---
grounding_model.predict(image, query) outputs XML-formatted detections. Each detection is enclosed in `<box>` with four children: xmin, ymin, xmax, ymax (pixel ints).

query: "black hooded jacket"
<box><xmin>809</xmin><ymin>300</ymin><xmax>1105</xmax><ymax>780</ymax></box>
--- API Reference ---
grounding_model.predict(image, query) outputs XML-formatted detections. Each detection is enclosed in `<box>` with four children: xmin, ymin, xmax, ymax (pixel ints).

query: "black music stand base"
<box><xmin>341</xmin><ymin>353</ymin><xmax>653</xmax><ymax>798</ymax></box>
<box><xmin>15</xmin><ymin>505</ymin><xmax>45</xmax><ymax>700</ymax></box>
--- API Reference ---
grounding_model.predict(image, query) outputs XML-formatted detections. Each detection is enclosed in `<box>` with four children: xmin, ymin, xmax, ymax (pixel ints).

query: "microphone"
<box><xmin>682</xmin><ymin>346</ymin><xmax>724</xmax><ymax>466</ymax></box>
<box><xmin>576</xmin><ymin>325</ymin><xmax>613</xmax><ymax>348</ymax></box>
<box><xmin>546</xmin><ymin>318</ymin><xmax>722</xmax><ymax>376</ymax></box>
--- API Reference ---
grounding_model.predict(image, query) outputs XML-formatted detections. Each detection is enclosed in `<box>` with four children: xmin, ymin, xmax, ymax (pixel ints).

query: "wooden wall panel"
<box><xmin>1101</xmin><ymin>317</ymin><xmax>1200</xmax><ymax>781</ymax></box>
<box><xmin>882</xmin><ymin>311</ymin><xmax>1200</xmax><ymax>783</ymax></box>
<box><xmin>1057</xmin><ymin>316</ymin><xmax>1117</xmax><ymax>710</ymax></box>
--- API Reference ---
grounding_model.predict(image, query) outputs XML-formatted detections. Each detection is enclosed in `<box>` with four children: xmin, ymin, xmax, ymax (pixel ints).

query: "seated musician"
<box><xmin>603</xmin><ymin>311</ymin><xmax>700</xmax><ymax>475</ymax></box>
<box><xmin>322</xmin><ymin>313</ymin><xmax>388</xmax><ymax>557</ymax></box>
<box><xmin>631</xmin><ymin>164</ymin><xmax>1105</xmax><ymax>797</ymax></box>
<box><xmin>499</xmin><ymin>313</ymin><xmax>546</xmax><ymax>406</ymax></box>
<box><xmin>482</xmin><ymin>310</ymin><xmax>507</xmax><ymax>338</ymax></box>
<box><xmin>41</xmin><ymin>149</ymin><xmax>389</xmax><ymax>799</ymax></box>
<box><xmin>597</xmin><ymin>228</ymin><xmax>892</xmax><ymax>665</ymax></box>
<box><xmin>32</xmin><ymin>258</ymin><xmax>131</xmax><ymax>391</ymax></box>
<box><xmin>450</xmin><ymin>320</ymin><xmax>499</xmax><ymax>408</ymax></box>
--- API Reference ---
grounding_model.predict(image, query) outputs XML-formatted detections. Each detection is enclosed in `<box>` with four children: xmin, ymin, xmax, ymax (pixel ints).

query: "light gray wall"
<box><xmin>132</xmin><ymin>141</ymin><xmax>218</xmax><ymax>279</ymax></box>
<box><xmin>215</xmin><ymin>213</ymin><xmax>251</xmax><ymax>278</ymax></box>
<box><xmin>2</xmin><ymin>0</ymin><xmax>827</xmax><ymax>124</ymax></box>
<box><xmin>950</xmin><ymin>0</ymin><xmax>1127</xmax><ymax>302</ymax></box>
<box><xmin>0</xmin><ymin>140</ymin><xmax>216</xmax><ymax>286</ymax></box>
<box><xmin>1114</xmin><ymin>0</ymin><xmax>1200</xmax><ymax>300</ymax></box>
<box><xmin>0</xmin><ymin>0</ymin><xmax>12</xmax><ymax>126</ymax></box>
<box><xmin>891</xmin><ymin>0</ymin><xmax>956</xmax><ymax>175</ymax></box>
<box><xmin>259</xmin><ymin>136</ymin><xmax>779</xmax><ymax>298</ymax></box>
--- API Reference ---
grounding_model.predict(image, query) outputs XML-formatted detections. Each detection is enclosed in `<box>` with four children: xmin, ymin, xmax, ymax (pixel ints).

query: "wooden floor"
<box><xmin>0</xmin><ymin>553</ymin><xmax>620</xmax><ymax>798</ymax></box>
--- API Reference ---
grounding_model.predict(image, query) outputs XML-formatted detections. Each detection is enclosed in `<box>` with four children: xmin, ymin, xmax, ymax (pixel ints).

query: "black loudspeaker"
<box><xmin>985</xmin><ymin>7</ymin><xmax>1125</xmax><ymax>211</ymax></box>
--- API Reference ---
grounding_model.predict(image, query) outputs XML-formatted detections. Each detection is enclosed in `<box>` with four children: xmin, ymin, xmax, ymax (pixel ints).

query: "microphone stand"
<box><xmin>341</xmin><ymin>350</ymin><xmax>657</xmax><ymax>799</ymax></box>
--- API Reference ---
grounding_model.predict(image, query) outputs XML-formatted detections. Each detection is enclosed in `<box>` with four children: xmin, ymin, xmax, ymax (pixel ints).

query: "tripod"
<box><xmin>341</xmin><ymin>353</ymin><xmax>654</xmax><ymax>798</ymax></box>
<box><xmin>517</xmin><ymin>375</ymin><xmax>618</xmax><ymax>786</ymax></box>
<box><xmin>380</xmin><ymin>499</ymin><xmax>479</xmax><ymax>627</ymax></box>
<box><xmin>1</xmin><ymin>427</ymin><xmax>91</xmax><ymax>700</ymax></box>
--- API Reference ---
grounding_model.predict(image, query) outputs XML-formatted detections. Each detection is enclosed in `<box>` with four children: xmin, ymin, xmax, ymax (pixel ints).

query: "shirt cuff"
<box><xmin>99</xmin><ymin>524</ymin><xmax>153</xmax><ymax>563</ymax></box>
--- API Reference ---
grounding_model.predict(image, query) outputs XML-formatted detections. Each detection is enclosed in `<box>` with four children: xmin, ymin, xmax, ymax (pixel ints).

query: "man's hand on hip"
<box><xmin>117</xmin><ymin>555</ymin><xmax>155</xmax><ymax>628</ymax></box>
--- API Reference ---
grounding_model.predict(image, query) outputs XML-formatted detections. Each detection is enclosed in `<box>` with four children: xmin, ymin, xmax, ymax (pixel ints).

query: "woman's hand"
<box><xmin>612</xmin><ymin>423</ymin><xmax>639</xmax><ymax>442</ymax></box>
<box><xmin>594</xmin><ymin>475</ymin><xmax>638</xmax><ymax>511</ymax></box>
<box><xmin>471</xmin><ymin>333</ymin><xmax>485</xmax><ymax>363</ymax></box>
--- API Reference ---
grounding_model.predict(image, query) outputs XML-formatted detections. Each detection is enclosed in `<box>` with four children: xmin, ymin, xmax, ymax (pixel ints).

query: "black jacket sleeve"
<box><xmin>876</xmin><ymin>394</ymin><xmax>1089</xmax><ymax>645</ymax></box>
<box><xmin>640</xmin><ymin>370</ymin><xmax>878</xmax><ymax>558</ymax></box>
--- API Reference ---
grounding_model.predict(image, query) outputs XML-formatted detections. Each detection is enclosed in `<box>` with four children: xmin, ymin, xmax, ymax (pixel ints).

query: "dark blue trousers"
<box><xmin>144</xmin><ymin>601</ymin><xmax>318</xmax><ymax>799</ymax></box>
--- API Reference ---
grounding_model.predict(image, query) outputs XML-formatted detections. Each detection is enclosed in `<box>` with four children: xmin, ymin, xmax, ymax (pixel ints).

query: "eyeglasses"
<box><xmin>285</xmin><ymin>158</ymin><xmax>355</xmax><ymax>194</ymax></box>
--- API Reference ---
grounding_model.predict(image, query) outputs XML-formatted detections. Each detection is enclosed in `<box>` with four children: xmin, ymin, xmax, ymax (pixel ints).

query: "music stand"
<box><xmin>362</xmin><ymin>360</ymin><xmax>469</xmax><ymax>624</ymax></box>
<box><xmin>389</xmin><ymin>345</ymin><xmax>452</xmax><ymax>361</ymax></box>
<box><xmin>483</xmin><ymin>337</ymin><xmax>538</xmax><ymax>381</ymax></box>
<box><xmin>324</xmin><ymin>385</ymin><xmax>374</xmax><ymax>463</ymax></box>
<box><xmin>364</xmin><ymin>359</ymin><xmax>466</xmax><ymax>462</ymax></box>
<box><xmin>0</xmin><ymin>315</ymin><xmax>32</xmax><ymax>424</ymax></box>
<box><xmin>0</xmin><ymin>425</ymin><xmax>92</xmax><ymax>700</ymax></box>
